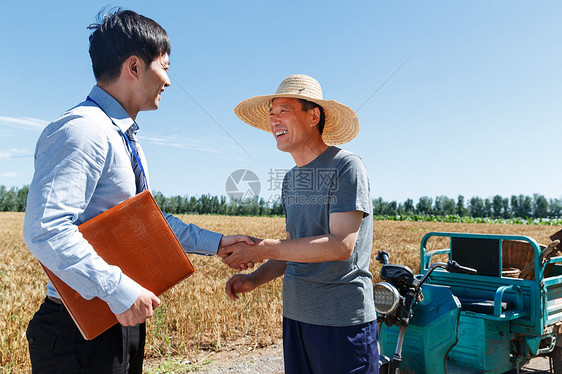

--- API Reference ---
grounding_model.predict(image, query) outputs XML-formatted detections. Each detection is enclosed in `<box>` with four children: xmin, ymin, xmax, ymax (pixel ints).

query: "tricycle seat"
<box><xmin>426</xmin><ymin>270</ymin><xmax>531</xmax><ymax>321</ymax></box>
<box><xmin>457</xmin><ymin>297</ymin><xmax>509</xmax><ymax>315</ymax></box>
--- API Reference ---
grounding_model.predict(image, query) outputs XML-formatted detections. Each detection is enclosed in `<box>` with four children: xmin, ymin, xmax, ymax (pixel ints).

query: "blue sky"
<box><xmin>1</xmin><ymin>1</ymin><xmax>561</xmax><ymax>204</ymax></box>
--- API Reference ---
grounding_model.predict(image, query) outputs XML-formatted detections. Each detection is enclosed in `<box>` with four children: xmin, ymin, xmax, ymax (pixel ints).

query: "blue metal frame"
<box><xmin>419</xmin><ymin>232</ymin><xmax>562</xmax><ymax>357</ymax></box>
<box><xmin>421</xmin><ymin>232</ymin><xmax>542</xmax><ymax>280</ymax></box>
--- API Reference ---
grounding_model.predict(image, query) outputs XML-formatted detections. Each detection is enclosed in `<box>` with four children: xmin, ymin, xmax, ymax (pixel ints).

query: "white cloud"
<box><xmin>0</xmin><ymin>148</ymin><xmax>31</xmax><ymax>160</ymax></box>
<box><xmin>0</xmin><ymin>116</ymin><xmax>48</xmax><ymax>130</ymax></box>
<box><xmin>139</xmin><ymin>135</ymin><xmax>185</xmax><ymax>149</ymax></box>
<box><xmin>139</xmin><ymin>134</ymin><xmax>220</xmax><ymax>154</ymax></box>
<box><xmin>0</xmin><ymin>172</ymin><xmax>17</xmax><ymax>178</ymax></box>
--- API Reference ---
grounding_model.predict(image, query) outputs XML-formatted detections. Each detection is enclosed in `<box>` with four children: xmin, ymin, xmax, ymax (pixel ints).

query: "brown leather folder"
<box><xmin>41</xmin><ymin>190</ymin><xmax>195</xmax><ymax>340</ymax></box>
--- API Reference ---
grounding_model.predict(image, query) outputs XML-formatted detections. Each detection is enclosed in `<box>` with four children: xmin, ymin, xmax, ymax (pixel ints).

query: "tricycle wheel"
<box><xmin>552</xmin><ymin>346</ymin><xmax>562</xmax><ymax>373</ymax></box>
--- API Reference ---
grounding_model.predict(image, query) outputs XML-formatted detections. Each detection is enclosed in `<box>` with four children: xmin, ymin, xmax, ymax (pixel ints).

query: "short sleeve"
<box><xmin>329</xmin><ymin>155</ymin><xmax>371</xmax><ymax>216</ymax></box>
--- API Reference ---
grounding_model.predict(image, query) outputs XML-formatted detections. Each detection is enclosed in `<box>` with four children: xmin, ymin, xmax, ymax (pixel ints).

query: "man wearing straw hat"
<box><xmin>223</xmin><ymin>74</ymin><xmax>378</xmax><ymax>373</ymax></box>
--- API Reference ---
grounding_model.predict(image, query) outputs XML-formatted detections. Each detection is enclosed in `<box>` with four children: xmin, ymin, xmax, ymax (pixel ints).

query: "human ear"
<box><xmin>310</xmin><ymin>107</ymin><xmax>321</xmax><ymax>127</ymax></box>
<box><xmin>123</xmin><ymin>55</ymin><xmax>143</xmax><ymax>80</ymax></box>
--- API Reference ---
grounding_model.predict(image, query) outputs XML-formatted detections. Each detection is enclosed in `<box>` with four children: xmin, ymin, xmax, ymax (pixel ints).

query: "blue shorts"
<box><xmin>283</xmin><ymin>317</ymin><xmax>379</xmax><ymax>374</ymax></box>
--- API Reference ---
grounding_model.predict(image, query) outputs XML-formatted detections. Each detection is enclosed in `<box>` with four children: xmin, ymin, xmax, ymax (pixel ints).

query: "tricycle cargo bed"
<box><xmin>427</xmin><ymin>271</ymin><xmax>535</xmax><ymax>326</ymax></box>
<box><xmin>420</xmin><ymin>233</ymin><xmax>562</xmax><ymax>345</ymax></box>
<box><xmin>376</xmin><ymin>231</ymin><xmax>562</xmax><ymax>374</ymax></box>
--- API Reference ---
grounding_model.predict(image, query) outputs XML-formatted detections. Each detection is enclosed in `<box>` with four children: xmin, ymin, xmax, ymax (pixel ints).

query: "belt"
<box><xmin>47</xmin><ymin>296</ymin><xmax>62</xmax><ymax>305</ymax></box>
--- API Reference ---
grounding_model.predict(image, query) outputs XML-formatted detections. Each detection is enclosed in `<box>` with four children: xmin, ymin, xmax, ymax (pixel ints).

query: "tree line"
<box><xmin>373</xmin><ymin>194</ymin><xmax>562</xmax><ymax>219</ymax></box>
<box><xmin>152</xmin><ymin>192</ymin><xmax>284</xmax><ymax>216</ymax></box>
<box><xmin>0</xmin><ymin>185</ymin><xmax>283</xmax><ymax>216</ymax></box>
<box><xmin>1</xmin><ymin>185</ymin><xmax>561</xmax><ymax>219</ymax></box>
<box><xmin>0</xmin><ymin>185</ymin><xmax>29</xmax><ymax>212</ymax></box>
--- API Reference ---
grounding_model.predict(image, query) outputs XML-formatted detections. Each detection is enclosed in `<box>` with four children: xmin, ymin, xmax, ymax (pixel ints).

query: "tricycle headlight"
<box><xmin>373</xmin><ymin>282</ymin><xmax>400</xmax><ymax>314</ymax></box>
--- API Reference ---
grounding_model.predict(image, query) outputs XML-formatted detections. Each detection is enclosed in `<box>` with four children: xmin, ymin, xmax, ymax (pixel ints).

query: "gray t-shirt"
<box><xmin>281</xmin><ymin>146</ymin><xmax>375</xmax><ymax>326</ymax></box>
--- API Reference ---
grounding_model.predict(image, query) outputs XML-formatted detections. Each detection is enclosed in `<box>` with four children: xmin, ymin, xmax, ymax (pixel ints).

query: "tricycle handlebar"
<box><xmin>446</xmin><ymin>260</ymin><xmax>478</xmax><ymax>275</ymax></box>
<box><xmin>418</xmin><ymin>261</ymin><xmax>477</xmax><ymax>289</ymax></box>
<box><xmin>376</xmin><ymin>251</ymin><xmax>390</xmax><ymax>265</ymax></box>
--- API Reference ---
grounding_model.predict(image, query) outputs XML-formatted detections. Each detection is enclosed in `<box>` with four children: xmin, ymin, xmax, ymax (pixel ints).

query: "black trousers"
<box><xmin>26</xmin><ymin>297</ymin><xmax>146</xmax><ymax>374</ymax></box>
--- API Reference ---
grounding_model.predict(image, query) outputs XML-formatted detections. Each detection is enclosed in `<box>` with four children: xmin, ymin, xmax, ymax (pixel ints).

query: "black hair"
<box><xmin>88</xmin><ymin>9</ymin><xmax>171</xmax><ymax>83</ymax></box>
<box><xmin>298</xmin><ymin>99</ymin><xmax>326</xmax><ymax>135</ymax></box>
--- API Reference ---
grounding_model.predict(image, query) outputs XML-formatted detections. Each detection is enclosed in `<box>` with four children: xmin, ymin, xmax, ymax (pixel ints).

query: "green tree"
<box><xmin>0</xmin><ymin>187</ymin><xmax>18</xmax><ymax>212</ymax></box>
<box><xmin>484</xmin><ymin>198</ymin><xmax>492</xmax><ymax>218</ymax></box>
<box><xmin>519</xmin><ymin>195</ymin><xmax>532</xmax><ymax>218</ymax></box>
<box><xmin>435</xmin><ymin>195</ymin><xmax>455</xmax><ymax>216</ymax></box>
<box><xmin>510</xmin><ymin>195</ymin><xmax>519</xmax><ymax>217</ymax></box>
<box><xmin>373</xmin><ymin>198</ymin><xmax>388</xmax><ymax>216</ymax></box>
<box><xmin>549</xmin><ymin>198</ymin><xmax>562</xmax><ymax>218</ymax></box>
<box><xmin>456</xmin><ymin>195</ymin><xmax>467</xmax><ymax>216</ymax></box>
<box><xmin>403</xmin><ymin>199</ymin><xmax>415</xmax><ymax>215</ymax></box>
<box><xmin>272</xmin><ymin>199</ymin><xmax>284</xmax><ymax>216</ymax></box>
<box><xmin>492</xmin><ymin>195</ymin><xmax>503</xmax><ymax>218</ymax></box>
<box><xmin>153</xmin><ymin>191</ymin><xmax>166</xmax><ymax>209</ymax></box>
<box><xmin>416</xmin><ymin>196</ymin><xmax>433</xmax><ymax>215</ymax></box>
<box><xmin>501</xmin><ymin>198</ymin><xmax>510</xmax><ymax>218</ymax></box>
<box><xmin>469</xmin><ymin>196</ymin><xmax>485</xmax><ymax>217</ymax></box>
<box><xmin>0</xmin><ymin>185</ymin><xmax>5</xmax><ymax>210</ymax></box>
<box><xmin>388</xmin><ymin>201</ymin><xmax>398</xmax><ymax>216</ymax></box>
<box><xmin>533</xmin><ymin>194</ymin><xmax>548</xmax><ymax>218</ymax></box>
<box><xmin>15</xmin><ymin>185</ymin><xmax>29</xmax><ymax>211</ymax></box>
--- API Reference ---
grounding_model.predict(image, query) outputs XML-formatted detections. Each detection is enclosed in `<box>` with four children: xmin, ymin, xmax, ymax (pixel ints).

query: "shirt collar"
<box><xmin>87</xmin><ymin>85</ymin><xmax>137</xmax><ymax>134</ymax></box>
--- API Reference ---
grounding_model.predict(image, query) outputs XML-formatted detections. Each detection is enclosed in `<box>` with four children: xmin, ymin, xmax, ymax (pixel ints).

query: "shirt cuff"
<box><xmin>191</xmin><ymin>230</ymin><xmax>222</xmax><ymax>256</ymax></box>
<box><xmin>102</xmin><ymin>273</ymin><xmax>142</xmax><ymax>315</ymax></box>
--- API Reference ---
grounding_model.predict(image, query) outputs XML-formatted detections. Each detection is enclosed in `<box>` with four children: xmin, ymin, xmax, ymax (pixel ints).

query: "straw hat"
<box><xmin>234</xmin><ymin>74</ymin><xmax>359</xmax><ymax>145</ymax></box>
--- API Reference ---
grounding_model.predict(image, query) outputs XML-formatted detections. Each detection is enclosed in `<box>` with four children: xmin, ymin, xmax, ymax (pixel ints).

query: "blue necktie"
<box><xmin>84</xmin><ymin>96</ymin><xmax>149</xmax><ymax>193</ymax></box>
<box><xmin>125</xmin><ymin>127</ymin><xmax>149</xmax><ymax>193</ymax></box>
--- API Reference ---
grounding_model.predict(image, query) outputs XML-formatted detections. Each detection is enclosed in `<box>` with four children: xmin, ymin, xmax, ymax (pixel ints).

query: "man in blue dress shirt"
<box><xmin>23</xmin><ymin>9</ymin><xmax>251</xmax><ymax>373</ymax></box>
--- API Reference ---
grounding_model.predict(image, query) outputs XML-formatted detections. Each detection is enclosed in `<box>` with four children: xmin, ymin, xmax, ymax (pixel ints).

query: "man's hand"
<box><xmin>115</xmin><ymin>288</ymin><xmax>160</xmax><ymax>326</ymax></box>
<box><xmin>225</xmin><ymin>273</ymin><xmax>257</xmax><ymax>300</ymax></box>
<box><xmin>218</xmin><ymin>235</ymin><xmax>256</xmax><ymax>270</ymax></box>
<box><xmin>221</xmin><ymin>238</ymin><xmax>266</xmax><ymax>271</ymax></box>
<box><xmin>218</xmin><ymin>234</ymin><xmax>255</xmax><ymax>249</ymax></box>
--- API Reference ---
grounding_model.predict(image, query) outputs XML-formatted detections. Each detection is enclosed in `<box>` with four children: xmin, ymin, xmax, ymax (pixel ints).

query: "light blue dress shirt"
<box><xmin>23</xmin><ymin>85</ymin><xmax>222</xmax><ymax>315</ymax></box>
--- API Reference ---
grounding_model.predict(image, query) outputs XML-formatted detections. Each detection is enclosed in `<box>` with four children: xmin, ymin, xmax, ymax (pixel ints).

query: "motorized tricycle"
<box><xmin>375</xmin><ymin>232</ymin><xmax>562</xmax><ymax>374</ymax></box>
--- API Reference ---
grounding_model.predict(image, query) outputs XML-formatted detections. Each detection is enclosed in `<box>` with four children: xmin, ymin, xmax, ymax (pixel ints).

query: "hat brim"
<box><xmin>234</xmin><ymin>94</ymin><xmax>359</xmax><ymax>145</ymax></box>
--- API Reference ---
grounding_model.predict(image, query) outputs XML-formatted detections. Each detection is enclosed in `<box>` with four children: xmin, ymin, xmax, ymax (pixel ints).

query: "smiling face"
<box><xmin>137</xmin><ymin>53</ymin><xmax>170</xmax><ymax>111</ymax></box>
<box><xmin>269</xmin><ymin>97</ymin><xmax>322</xmax><ymax>154</ymax></box>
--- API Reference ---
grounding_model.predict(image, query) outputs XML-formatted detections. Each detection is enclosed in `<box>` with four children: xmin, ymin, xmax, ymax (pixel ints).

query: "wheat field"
<box><xmin>0</xmin><ymin>212</ymin><xmax>558</xmax><ymax>372</ymax></box>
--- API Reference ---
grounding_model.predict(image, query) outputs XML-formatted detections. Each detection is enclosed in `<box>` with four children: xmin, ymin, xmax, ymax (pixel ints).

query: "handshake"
<box><xmin>217</xmin><ymin>235</ymin><xmax>266</xmax><ymax>271</ymax></box>
<box><xmin>217</xmin><ymin>235</ymin><xmax>285</xmax><ymax>303</ymax></box>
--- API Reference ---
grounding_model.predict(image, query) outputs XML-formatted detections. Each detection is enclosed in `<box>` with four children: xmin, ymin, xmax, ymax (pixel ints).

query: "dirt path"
<box><xmin>144</xmin><ymin>339</ymin><xmax>284</xmax><ymax>374</ymax></box>
<box><xmin>146</xmin><ymin>341</ymin><xmax>553</xmax><ymax>373</ymax></box>
<box><xmin>194</xmin><ymin>340</ymin><xmax>284</xmax><ymax>374</ymax></box>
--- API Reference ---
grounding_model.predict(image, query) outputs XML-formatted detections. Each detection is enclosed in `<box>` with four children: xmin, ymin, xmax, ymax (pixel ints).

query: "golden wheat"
<box><xmin>0</xmin><ymin>212</ymin><xmax>559</xmax><ymax>372</ymax></box>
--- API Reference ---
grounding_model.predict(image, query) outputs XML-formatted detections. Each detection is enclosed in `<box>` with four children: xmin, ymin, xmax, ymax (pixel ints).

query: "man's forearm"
<box><xmin>250</xmin><ymin>259</ymin><xmax>287</xmax><ymax>286</ymax></box>
<box><xmin>222</xmin><ymin>235</ymin><xmax>352</xmax><ymax>269</ymax></box>
<box><xmin>222</xmin><ymin>212</ymin><xmax>362</xmax><ymax>269</ymax></box>
<box><xmin>165</xmin><ymin>213</ymin><xmax>222</xmax><ymax>256</ymax></box>
<box><xmin>259</xmin><ymin>235</ymin><xmax>353</xmax><ymax>263</ymax></box>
